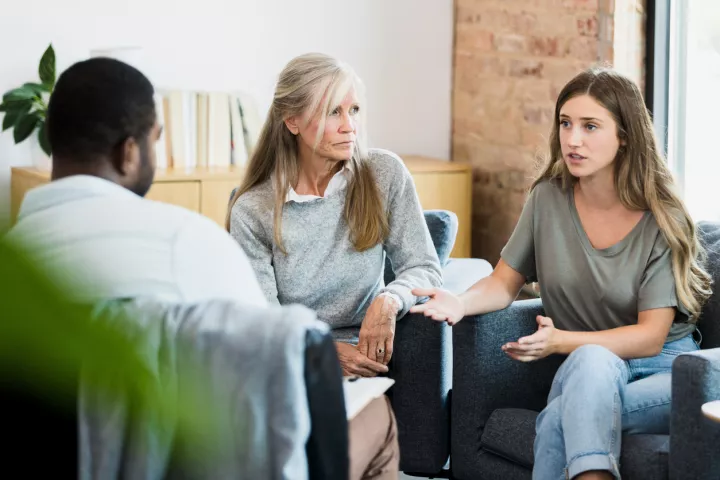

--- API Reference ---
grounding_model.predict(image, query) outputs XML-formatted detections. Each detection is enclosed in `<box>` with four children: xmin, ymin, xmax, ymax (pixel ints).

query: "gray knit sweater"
<box><xmin>229</xmin><ymin>148</ymin><xmax>442</xmax><ymax>331</ymax></box>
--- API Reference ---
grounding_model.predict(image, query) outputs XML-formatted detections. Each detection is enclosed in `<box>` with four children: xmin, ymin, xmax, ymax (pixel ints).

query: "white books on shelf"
<box><xmin>207</xmin><ymin>92</ymin><xmax>232</xmax><ymax>167</ymax></box>
<box><xmin>167</xmin><ymin>91</ymin><xmax>186</xmax><ymax>168</ymax></box>
<box><xmin>236</xmin><ymin>91</ymin><xmax>262</xmax><ymax>156</ymax></box>
<box><xmin>196</xmin><ymin>93</ymin><xmax>209</xmax><ymax>167</ymax></box>
<box><xmin>343</xmin><ymin>377</ymin><xmax>394</xmax><ymax>421</ymax></box>
<box><xmin>183</xmin><ymin>91</ymin><xmax>197</xmax><ymax>169</ymax></box>
<box><xmin>229</xmin><ymin>95</ymin><xmax>248</xmax><ymax>167</ymax></box>
<box><xmin>153</xmin><ymin>93</ymin><xmax>168</xmax><ymax>169</ymax></box>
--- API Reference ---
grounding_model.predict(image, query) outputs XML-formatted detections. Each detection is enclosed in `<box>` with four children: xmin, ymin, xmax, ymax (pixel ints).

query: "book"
<box><xmin>236</xmin><ymin>92</ymin><xmax>262</xmax><ymax>156</ymax></box>
<box><xmin>153</xmin><ymin>93</ymin><xmax>168</xmax><ymax>169</ymax></box>
<box><xmin>343</xmin><ymin>377</ymin><xmax>395</xmax><ymax>421</ymax></box>
<box><xmin>229</xmin><ymin>95</ymin><xmax>248</xmax><ymax>166</ymax></box>
<box><xmin>207</xmin><ymin>92</ymin><xmax>232</xmax><ymax>167</ymax></box>
<box><xmin>196</xmin><ymin>93</ymin><xmax>209</xmax><ymax>167</ymax></box>
<box><xmin>167</xmin><ymin>91</ymin><xmax>186</xmax><ymax>168</ymax></box>
<box><xmin>183</xmin><ymin>91</ymin><xmax>197</xmax><ymax>169</ymax></box>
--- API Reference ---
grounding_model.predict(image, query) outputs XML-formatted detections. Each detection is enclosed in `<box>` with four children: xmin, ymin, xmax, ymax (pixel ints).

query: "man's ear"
<box><xmin>284</xmin><ymin>116</ymin><xmax>300</xmax><ymax>135</ymax></box>
<box><xmin>114</xmin><ymin>136</ymin><xmax>140</xmax><ymax>176</ymax></box>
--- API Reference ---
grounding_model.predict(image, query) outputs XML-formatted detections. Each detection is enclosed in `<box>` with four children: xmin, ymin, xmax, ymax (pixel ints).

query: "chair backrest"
<box><xmin>697</xmin><ymin>222</ymin><xmax>720</xmax><ymax>349</ymax></box>
<box><xmin>384</xmin><ymin>209</ymin><xmax>458</xmax><ymax>285</ymax></box>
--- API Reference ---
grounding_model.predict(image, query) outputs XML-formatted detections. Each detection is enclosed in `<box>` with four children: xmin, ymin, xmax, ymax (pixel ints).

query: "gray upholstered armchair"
<box><xmin>450</xmin><ymin>222</ymin><xmax>720</xmax><ymax>480</ymax></box>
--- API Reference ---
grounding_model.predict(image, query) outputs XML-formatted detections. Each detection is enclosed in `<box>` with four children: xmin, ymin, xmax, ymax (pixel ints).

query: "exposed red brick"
<box><xmin>522</xmin><ymin>104</ymin><xmax>554</xmax><ymax>125</ymax></box>
<box><xmin>598</xmin><ymin>0</ymin><xmax>616</xmax><ymax>14</ymax></box>
<box><xmin>455</xmin><ymin>27</ymin><xmax>494</xmax><ymax>53</ymax></box>
<box><xmin>576</xmin><ymin>14</ymin><xmax>599</xmax><ymax>36</ymax></box>
<box><xmin>528</xmin><ymin>37</ymin><xmax>563</xmax><ymax>57</ymax></box>
<box><xmin>561</xmin><ymin>0</ymin><xmax>599</xmax><ymax>10</ymax></box>
<box><xmin>564</xmin><ymin>36</ymin><xmax>599</xmax><ymax>62</ymax></box>
<box><xmin>509</xmin><ymin>59</ymin><xmax>545</xmax><ymax>78</ymax></box>
<box><xmin>494</xmin><ymin>33</ymin><xmax>527</xmax><ymax>53</ymax></box>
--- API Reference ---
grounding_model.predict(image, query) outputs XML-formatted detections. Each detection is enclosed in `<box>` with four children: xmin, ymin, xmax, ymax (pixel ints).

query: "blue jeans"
<box><xmin>532</xmin><ymin>335</ymin><xmax>700</xmax><ymax>480</ymax></box>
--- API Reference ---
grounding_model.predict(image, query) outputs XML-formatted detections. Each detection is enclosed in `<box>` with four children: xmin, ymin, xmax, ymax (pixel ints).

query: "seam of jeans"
<box><xmin>565</xmin><ymin>451</ymin><xmax>621</xmax><ymax>479</ymax></box>
<box><xmin>661</xmin><ymin>348</ymin><xmax>688</xmax><ymax>355</ymax></box>
<box><xmin>622</xmin><ymin>396</ymin><xmax>671</xmax><ymax>415</ymax></box>
<box><xmin>565</xmin><ymin>450</ymin><xmax>613</xmax><ymax>465</ymax></box>
<box><xmin>611</xmin><ymin>391</ymin><xmax>619</xmax><ymax>453</ymax></box>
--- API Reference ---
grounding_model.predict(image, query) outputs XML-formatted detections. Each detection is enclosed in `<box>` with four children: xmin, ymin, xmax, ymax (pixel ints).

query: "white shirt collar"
<box><xmin>17</xmin><ymin>175</ymin><xmax>140</xmax><ymax>220</ymax></box>
<box><xmin>286</xmin><ymin>163</ymin><xmax>352</xmax><ymax>204</ymax></box>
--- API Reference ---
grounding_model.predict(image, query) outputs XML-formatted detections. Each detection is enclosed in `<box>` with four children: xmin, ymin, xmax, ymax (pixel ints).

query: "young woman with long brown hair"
<box><xmin>411</xmin><ymin>67</ymin><xmax>712</xmax><ymax>480</ymax></box>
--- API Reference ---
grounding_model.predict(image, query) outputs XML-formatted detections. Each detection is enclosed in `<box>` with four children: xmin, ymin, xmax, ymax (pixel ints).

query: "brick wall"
<box><xmin>453</xmin><ymin>0</ymin><xmax>644</xmax><ymax>263</ymax></box>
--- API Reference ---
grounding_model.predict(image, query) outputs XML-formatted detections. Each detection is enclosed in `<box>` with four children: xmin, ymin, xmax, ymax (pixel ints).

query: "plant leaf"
<box><xmin>38</xmin><ymin>122</ymin><xmax>51</xmax><ymax>156</ymax></box>
<box><xmin>3</xmin><ymin>87</ymin><xmax>36</xmax><ymax>102</ymax></box>
<box><xmin>2</xmin><ymin>102</ymin><xmax>32</xmax><ymax>131</ymax></box>
<box><xmin>13</xmin><ymin>112</ymin><xmax>40</xmax><ymax>144</ymax></box>
<box><xmin>39</xmin><ymin>44</ymin><xmax>56</xmax><ymax>88</ymax></box>
<box><xmin>23</xmin><ymin>82</ymin><xmax>51</xmax><ymax>95</ymax></box>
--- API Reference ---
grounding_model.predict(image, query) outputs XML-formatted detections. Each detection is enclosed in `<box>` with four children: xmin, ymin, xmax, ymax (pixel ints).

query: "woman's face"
<box><xmin>558</xmin><ymin>94</ymin><xmax>622</xmax><ymax>181</ymax></box>
<box><xmin>288</xmin><ymin>87</ymin><xmax>360</xmax><ymax>161</ymax></box>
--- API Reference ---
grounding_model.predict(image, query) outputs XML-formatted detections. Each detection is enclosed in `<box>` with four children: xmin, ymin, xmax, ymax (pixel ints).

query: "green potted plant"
<box><xmin>0</xmin><ymin>44</ymin><xmax>55</xmax><ymax>164</ymax></box>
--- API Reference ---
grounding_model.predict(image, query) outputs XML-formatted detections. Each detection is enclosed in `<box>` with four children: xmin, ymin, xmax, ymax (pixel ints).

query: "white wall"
<box><xmin>0</xmin><ymin>0</ymin><xmax>454</xmax><ymax>227</ymax></box>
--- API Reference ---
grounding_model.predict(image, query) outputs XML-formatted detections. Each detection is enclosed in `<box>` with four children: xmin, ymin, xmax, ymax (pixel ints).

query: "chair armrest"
<box><xmin>387</xmin><ymin>255</ymin><xmax>492</xmax><ymax>474</ymax></box>
<box><xmin>389</xmin><ymin>312</ymin><xmax>452</xmax><ymax>474</ymax></box>
<box><xmin>442</xmin><ymin>258</ymin><xmax>492</xmax><ymax>295</ymax></box>
<box><xmin>451</xmin><ymin>299</ymin><xmax>564</xmax><ymax>478</ymax></box>
<box><xmin>304</xmin><ymin>329</ymin><xmax>349</xmax><ymax>480</ymax></box>
<box><xmin>669</xmin><ymin>348</ymin><xmax>720</xmax><ymax>480</ymax></box>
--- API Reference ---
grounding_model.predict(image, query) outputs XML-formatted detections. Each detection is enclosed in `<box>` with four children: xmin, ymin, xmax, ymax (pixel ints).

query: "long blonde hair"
<box><xmin>533</xmin><ymin>66</ymin><xmax>712</xmax><ymax>320</ymax></box>
<box><xmin>226</xmin><ymin>53</ymin><xmax>388</xmax><ymax>253</ymax></box>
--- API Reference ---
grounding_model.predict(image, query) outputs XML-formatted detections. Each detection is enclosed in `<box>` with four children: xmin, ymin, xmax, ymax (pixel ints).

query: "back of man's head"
<box><xmin>47</xmin><ymin>58</ymin><xmax>157</xmax><ymax>194</ymax></box>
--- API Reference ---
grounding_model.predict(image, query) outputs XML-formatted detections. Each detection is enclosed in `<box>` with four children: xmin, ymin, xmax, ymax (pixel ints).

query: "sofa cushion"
<box><xmin>481</xmin><ymin>408</ymin><xmax>537</xmax><ymax>469</ymax></box>
<box><xmin>384</xmin><ymin>210</ymin><xmax>457</xmax><ymax>285</ymax></box>
<box><xmin>480</xmin><ymin>409</ymin><xmax>671</xmax><ymax>480</ymax></box>
<box><xmin>620</xmin><ymin>434</ymin><xmax>669</xmax><ymax>480</ymax></box>
<box><xmin>698</xmin><ymin>222</ymin><xmax>720</xmax><ymax>348</ymax></box>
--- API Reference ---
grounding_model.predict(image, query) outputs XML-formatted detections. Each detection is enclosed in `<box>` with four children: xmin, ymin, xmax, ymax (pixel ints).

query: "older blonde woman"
<box><xmin>227</xmin><ymin>53</ymin><xmax>442</xmax><ymax>480</ymax></box>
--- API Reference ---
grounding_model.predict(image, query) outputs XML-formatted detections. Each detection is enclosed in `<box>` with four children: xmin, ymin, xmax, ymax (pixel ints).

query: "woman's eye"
<box><xmin>350</xmin><ymin>105</ymin><xmax>360</xmax><ymax>115</ymax></box>
<box><xmin>329</xmin><ymin>108</ymin><xmax>340</xmax><ymax>116</ymax></box>
<box><xmin>586</xmin><ymin>123</ymin><xmax>597</xmax><ymax>131</ymax></box>
<box><xmin>560</xmin><ymin>120</ymin><xmax>570</xmax><ymax>128</ymax></box>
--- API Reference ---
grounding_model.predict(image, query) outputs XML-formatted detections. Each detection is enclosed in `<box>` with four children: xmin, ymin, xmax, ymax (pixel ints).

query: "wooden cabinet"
<box><xmin>11</xmin><ymin>157</ymin><xmax>471</xmax><ymax>257</ymax></box>
<box><xmin>402</xmin><ymin>156</ymin><xmax>472</xmax><ymax>258</ymax></box>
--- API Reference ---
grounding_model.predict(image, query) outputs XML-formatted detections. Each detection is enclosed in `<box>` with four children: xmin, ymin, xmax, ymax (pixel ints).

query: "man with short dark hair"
<box><xmin>7</xmin><ymin>58</ymin><xmax>265</xmax><ymax>304</ymax></box>
<box><xmin>7</xmin><ymin>58</ymin><xmax>400</xmax><ymax>480</ymax></box>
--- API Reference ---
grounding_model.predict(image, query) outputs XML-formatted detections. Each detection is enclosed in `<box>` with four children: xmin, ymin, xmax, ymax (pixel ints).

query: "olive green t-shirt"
<box><xmin>501</xmin><ymin>180</ymin><xmax>694</xmax><ymax>342</ymax></box>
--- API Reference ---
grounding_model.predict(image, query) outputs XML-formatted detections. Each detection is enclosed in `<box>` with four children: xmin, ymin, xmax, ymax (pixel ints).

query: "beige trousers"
<box><xmin>348</xmin><ymin>395</ymin><xmax>400</xmax><ymax>480</ymax></box>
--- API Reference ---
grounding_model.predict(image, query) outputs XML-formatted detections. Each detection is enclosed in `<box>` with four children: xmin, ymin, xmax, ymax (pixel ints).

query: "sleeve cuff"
<box><xmin>378</xmin><ymin>292</ymin><xmax>403</xmax><ymax>314</ymax></box>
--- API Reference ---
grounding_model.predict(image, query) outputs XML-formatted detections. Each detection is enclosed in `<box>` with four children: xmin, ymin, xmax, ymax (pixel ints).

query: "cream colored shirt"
<box><xmin>7</xmin><ymin>175</ymin><xmax>267</xmax><ymax>306</ymax></box>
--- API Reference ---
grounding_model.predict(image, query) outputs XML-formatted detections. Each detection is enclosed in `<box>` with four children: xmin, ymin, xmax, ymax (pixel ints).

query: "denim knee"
<box><xmin>557</xmin><ymin>345</ymin><xmax>628</xmax><ymax>390</ymax></box>
<box><xmin>566</xmin><ymin>345</ymin><xmax>624</xmax><ymax>373</ymax></box>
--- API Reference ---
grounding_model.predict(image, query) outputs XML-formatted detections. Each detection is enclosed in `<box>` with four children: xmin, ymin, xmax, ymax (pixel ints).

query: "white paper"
<box><xmin>343</xmin><ymin>377</ymin><xmax>394</xmax><ymax>421</ymax></box>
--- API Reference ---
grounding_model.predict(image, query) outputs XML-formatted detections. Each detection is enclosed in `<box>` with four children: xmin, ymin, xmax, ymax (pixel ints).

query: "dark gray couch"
<box><xmin>451</xmin><ymin>222</ymin><xmax>720</xmax><ymax>480</ymax></box>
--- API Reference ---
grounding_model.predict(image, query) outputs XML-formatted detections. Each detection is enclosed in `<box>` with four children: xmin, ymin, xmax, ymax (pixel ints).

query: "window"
<box><xmin>667</xmin><ymin>0</ymin><xmax>720</xmax><ymax>222</ymax></box>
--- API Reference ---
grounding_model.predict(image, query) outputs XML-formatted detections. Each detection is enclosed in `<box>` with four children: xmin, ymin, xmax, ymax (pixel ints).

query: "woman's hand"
<box><xmin>335</xmin><ymin>342</ymin><xmax>389</xmax><ymax>377</ymax></box>
<box><xmin>502</xmin><ymin>315</ymin><xmax>560</xmax><ymax>362</ymax></box>
<box><xmin>409</xmin><ymin>288</ymin><xmax>466</xmax><ymax>325</ymax></box>
<box><xmin>358</xmin><ymin>295</ymin><xmax>398</xmax><ymax>365</ymax></box>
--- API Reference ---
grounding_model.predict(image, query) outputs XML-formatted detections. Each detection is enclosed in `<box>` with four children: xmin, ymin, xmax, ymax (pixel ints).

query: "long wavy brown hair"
<box><xmin>533</xmin><ymin>66</ymin><xmax>712</xmax><ymax>320</ymax></box>
<box><xmin>226</xmin><ymin>53</ymin><xmax>388</xmax><ymax>252</ymax></box>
